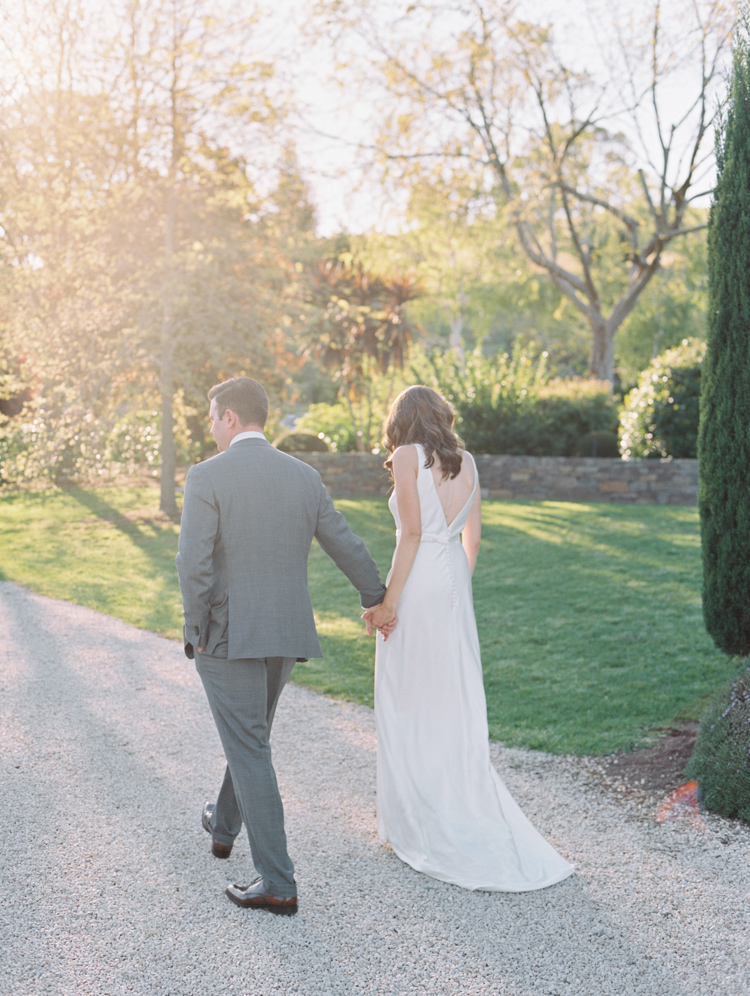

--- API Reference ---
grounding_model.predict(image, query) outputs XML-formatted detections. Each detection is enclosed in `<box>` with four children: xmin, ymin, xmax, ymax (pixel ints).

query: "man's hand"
<box><xmin>362</xmin><ymin>602</ymin><xmax>398</xmax><ymax>641</ymax></box>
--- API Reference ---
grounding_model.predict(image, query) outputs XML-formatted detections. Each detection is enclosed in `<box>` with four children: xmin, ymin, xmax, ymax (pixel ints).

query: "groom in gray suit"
<box><xmin>176</xmin><ymin>376</ymin><xmax>386</xmax><ymax>915</ymax></box>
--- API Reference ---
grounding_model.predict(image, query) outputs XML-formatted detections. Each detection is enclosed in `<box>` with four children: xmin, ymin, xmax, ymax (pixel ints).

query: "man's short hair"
<box><xmin>208</xmin><ymin>377</ymin><xmax>269</xmax><ymax>428</ymax></box>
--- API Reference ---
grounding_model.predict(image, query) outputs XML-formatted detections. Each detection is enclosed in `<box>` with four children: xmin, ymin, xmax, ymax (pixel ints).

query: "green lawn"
<box><xmin>0</xmin><ymin>485</ymin><xmax>735</xmax><ymax>754</ymax></box>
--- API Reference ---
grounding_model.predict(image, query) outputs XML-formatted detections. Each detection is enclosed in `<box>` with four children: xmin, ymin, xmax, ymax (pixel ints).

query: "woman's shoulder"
<box><xmin>391</xmin><ymin>444</ymin><xmax>420</xmax><ymax>474</ymax></box>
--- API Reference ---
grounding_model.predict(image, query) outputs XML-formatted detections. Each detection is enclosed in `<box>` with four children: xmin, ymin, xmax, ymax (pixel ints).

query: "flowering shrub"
<box><xmin>0</xmin><ymin>393</ymin><xmax>112</xmax><ymax>486</ymax></box>
<box><xmin>619</xmin><ymin>338</ymin><xmax>705</xmax><ymax>459</ymax></box>
<box><xmin>0</xmin><ymin>392</ymin><xmax>205</xmax><ymax>487</ymax></box>
<box><xmin>685</xmin><ymin>668</ymin><xmax>750</xmax><ymax>822</ymax></box>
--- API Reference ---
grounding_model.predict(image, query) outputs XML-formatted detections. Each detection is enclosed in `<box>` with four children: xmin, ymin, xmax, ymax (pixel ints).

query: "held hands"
<box><xmin>362</xmin><ymin>600</ymin><xmax>398</xmax><ymax>641</ymax></box>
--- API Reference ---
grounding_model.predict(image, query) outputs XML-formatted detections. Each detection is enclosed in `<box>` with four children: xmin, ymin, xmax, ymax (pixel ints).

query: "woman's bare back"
<box><xmin>429</xmin><ymin>450</ymin><xmax>475</xmax><ymax>527</ymax></box>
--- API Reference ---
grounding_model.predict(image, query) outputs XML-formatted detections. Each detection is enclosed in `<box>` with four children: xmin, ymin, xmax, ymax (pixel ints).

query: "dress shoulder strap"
<box><xmin>463</xmin><ymin>449</ymin><xmax>478</xmax><ymax>491</ymax></box>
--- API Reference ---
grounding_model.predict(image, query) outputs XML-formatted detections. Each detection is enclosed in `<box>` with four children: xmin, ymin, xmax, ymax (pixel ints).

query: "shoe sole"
<box><xmin>203</xmin><ymin>808</ymin><xmax>233</xmax><ymax>859</ymax></box>
<box><xmin>225</xmin><ymin>888</ymin><xmax>297</xmax><ymax>916</ymax></box>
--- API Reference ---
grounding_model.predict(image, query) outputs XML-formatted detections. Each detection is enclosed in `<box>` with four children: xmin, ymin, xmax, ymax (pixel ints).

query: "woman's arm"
<box><xmin>462</xmin><ymin>487</ymin><xmax>482</xmax><ymax>576</ymax></box>
<box><xmin>363</xmin><ymin>445</ymin><xmax>421</xmax><ymax>630</ymax></box>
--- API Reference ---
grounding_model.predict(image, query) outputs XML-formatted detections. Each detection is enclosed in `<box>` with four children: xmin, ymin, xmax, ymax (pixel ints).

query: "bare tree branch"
<box><xmin>638</xmin><ymin>168</ymin><xmax>661</xmax><ymax>227</ymax></box>
<box><xmin>555</xmin><ymin>181</ymin><xmax>640</xmax><ymax>235</ymax></box>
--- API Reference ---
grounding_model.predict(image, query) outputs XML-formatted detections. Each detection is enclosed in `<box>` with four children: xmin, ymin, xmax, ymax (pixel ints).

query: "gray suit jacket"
<box><xmin>176</xmin><ymin>438</ymin><xmax>386</xmax><ymax>661</ymax></box>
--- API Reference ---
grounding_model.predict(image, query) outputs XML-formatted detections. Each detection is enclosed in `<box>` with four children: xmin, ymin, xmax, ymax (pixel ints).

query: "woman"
<box><xmin>363</xmin><ymin>385</ymin><xmax>573</xmax><ymax>892</ymax></box>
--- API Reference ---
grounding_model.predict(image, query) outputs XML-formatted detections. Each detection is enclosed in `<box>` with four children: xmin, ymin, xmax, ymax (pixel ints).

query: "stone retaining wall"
<box><xmin>295</xmin><ymin>453</ymin><xmax>699</xmax><ymax>505</ymax></box>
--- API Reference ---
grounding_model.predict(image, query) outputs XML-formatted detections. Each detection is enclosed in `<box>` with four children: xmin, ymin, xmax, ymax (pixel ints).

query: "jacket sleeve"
<box><xmin>314</xmin><ymin>481</ymin><xmax>386</xmax><ymax>609</ymax></box>
<box><xmin>176</xmin><ymin>464</ymin><xmax>218</xmax><ymax>658</ymax></box>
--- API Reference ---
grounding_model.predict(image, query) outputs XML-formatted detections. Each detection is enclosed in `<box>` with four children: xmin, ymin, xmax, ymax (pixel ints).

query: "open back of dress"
<box><xmin>374</xmin><ymin>443</ymin><xmax>573</xmax><ymax>892</ymax></box>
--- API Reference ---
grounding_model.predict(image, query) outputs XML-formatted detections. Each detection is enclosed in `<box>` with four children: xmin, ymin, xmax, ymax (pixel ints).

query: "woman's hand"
<box><xmin>362</xmin><ymin>444</ymin><xmax>419</xmax><ymax>644</ymax></box>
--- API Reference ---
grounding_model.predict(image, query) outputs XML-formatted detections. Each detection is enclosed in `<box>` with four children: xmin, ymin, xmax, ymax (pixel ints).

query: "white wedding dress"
<box><xmin>375</xmin><ymin>444</ymin><xmax>574</xmax><ymax>892</ymax></box>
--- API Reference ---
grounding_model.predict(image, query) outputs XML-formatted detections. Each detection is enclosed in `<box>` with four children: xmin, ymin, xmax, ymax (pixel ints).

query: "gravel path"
<box><xmin>0</xmin><ymin>580</ymin><xmax>748</xmax><ymax>996</ymax></box>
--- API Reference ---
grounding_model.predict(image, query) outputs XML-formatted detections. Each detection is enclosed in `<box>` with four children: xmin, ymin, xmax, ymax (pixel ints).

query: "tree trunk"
<box><xmin>159</xmin><ymin>177</ymin><xmax>178</xmax><ymax>515</ymax></box>
<box><xmin>159</xmin><ymin>216</ymin><xmax>177</xmax><ymax>514</ymax></box>
<box><xmin>588</xmin><ymin>316</ymin><xmax>615</xmax><ymax>385</ymax></box>
<box><xmin>159</xmin><ymin>333</ymin><xmax>177</xmax><ymax>516</ymax></box>
<box><xmin>160</xmin><ymin>29</ymin><xmax>179</xmax><ymax>518</ymax></box>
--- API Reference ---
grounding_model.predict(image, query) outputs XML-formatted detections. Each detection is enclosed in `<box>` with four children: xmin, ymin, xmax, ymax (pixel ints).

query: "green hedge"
<box><xmin>455</xmin><ymin>379</ymin><xmax>618</xmax><ymax>457</ymax></box>
<box><xmin>298</xmin><ymin>348</ymin><xmax>620</xmax><ymax>456</ymax></box>
<box><xmin>274</xmin><ymin>431</ymin><xmax>329</xmax><ymax>453</ymax></box>
<box><xmin>412</xmin><ymin>349</ymin><xmax>619</xmax><ymax>456</ymax></box>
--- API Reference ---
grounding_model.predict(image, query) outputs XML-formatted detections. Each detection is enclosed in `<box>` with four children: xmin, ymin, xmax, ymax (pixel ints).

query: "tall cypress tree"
<box><xmin>700</xmin><ymin>17</ymin><xmax>750</xmax><ymax>657</ymax></box>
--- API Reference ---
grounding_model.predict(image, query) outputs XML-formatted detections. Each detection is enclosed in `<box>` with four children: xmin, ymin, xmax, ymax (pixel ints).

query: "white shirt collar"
<box><xmin>230</xmin><ymin>430</ymin><xmax>266</xmax><ymax>446</ymax></box>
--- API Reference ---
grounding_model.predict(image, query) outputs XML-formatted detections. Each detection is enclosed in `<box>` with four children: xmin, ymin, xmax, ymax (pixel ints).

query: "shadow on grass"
<box><xmin>53</xmin><ymin>489</ymin><xmax>183</xmax><ymax>637</ymax></box>
<box><xmin>67</xmin><ymin>488</ymin><xmax>179</xmax><ymax>550</ymax></box>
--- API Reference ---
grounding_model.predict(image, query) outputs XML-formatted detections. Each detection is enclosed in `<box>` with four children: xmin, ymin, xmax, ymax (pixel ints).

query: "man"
<box><xmin>176</xmin><ymin>376</ymin><xmax>388</xmax><ymax>916</ymax></box>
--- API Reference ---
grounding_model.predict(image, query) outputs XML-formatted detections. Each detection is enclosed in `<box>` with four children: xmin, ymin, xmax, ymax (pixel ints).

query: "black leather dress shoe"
<box><xmin>225</xmin><ymin>880</ymin><xmax>298</xmax><ymax>916</ymax></box>
<box><xmin>202</xmin><ymin>802</ymin><xmax>233</xmax><ymax>859</ymax></box>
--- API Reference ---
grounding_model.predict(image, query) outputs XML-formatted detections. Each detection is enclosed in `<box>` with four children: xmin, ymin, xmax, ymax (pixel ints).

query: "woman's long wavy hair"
<box><xmin>383</xmin><ymin>385</ymin><xmax>463</xmax><ymax>481</ymax></box>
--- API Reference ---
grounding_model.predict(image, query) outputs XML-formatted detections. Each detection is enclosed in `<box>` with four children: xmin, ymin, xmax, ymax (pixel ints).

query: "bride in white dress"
<box><xmin>363</xmin><ymin>386</ymin><xmax>573</xmax><ymax>892</ymax></box>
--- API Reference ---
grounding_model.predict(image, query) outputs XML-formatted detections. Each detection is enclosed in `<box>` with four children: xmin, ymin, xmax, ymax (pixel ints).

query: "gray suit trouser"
<box><xmin>195</xmin><ymin>652</ymin><xmax>297</xmax><ymax>898</ymax></box>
